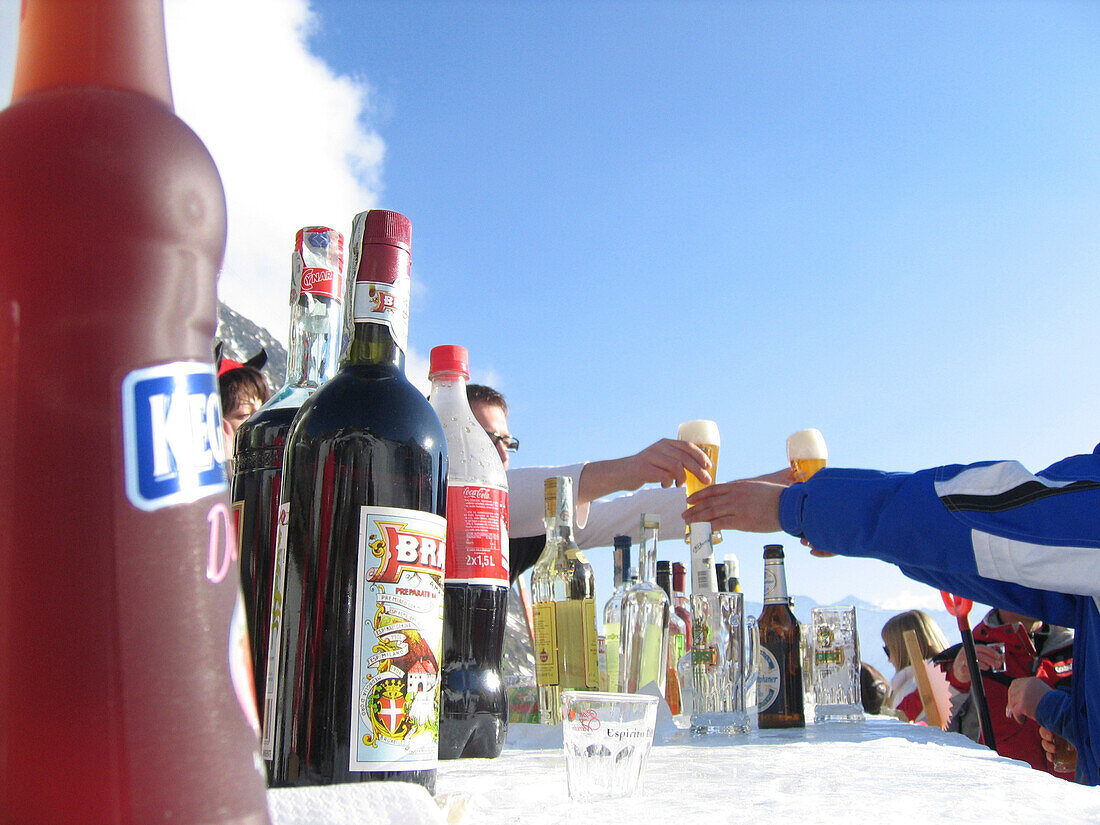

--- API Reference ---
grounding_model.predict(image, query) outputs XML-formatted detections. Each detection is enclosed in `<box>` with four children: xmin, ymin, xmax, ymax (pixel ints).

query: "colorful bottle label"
<box><xmin>353</xmin><ymin>275</ymin><xmax>411</xmax><ymax>354</ymax></box>
<box><xmin>445</xmin><ymin>485</ymin><xmax>509</xmax><ymax>586</ymax></box>
<box><xmin>261</xmin><ymin>502</ymin><xmax>290</xmax><ymax>760</ymax></box>
<box><xmin>532</xmin><ymin>601</ymin><xmax>560</xmax><ymax>686</ymax></box>
<box><xmin>121</xmin><ymin>362</ymin><xmax>227</xmax><ymax>511</ymax></box>
<box><xmin>349</xmin><ymin>506</ymin><xmax>446</xmax><ymax>773</ymax></box>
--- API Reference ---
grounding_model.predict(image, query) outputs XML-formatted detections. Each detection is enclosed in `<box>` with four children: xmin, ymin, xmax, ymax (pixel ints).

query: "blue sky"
<box><xmin>3</xmin><ymin>0</ymin><xmax>1097</xmax><ymax>621</ymax></box>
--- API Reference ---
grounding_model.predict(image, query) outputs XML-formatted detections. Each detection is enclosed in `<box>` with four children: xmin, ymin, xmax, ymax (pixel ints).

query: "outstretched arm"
<box><xmin>576</xmin><ymin>438</ymin><xmax>712</xmax><ymax>506</ymax></box>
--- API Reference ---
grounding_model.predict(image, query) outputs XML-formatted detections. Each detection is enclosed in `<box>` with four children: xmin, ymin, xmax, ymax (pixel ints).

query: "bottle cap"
<box><xmin>763</xmin><ymin>544</ymin><xmax>785</xmax><ymax>559</ymax></box>
<box><xmin>361</xmin><ymin>209</ymin><xmax>412</xmax><ymax>253</ymax></box>
<box><xmin>613</xmin><ymin>535</ymin><xmax>631</xmax><ymax>550</ymax></box>
<box><xmin>672</xmin><ymin>561</ymin><xmax>687</xmax><ymax>590</ymax></box>
<box><xmin>350</xmin><ymin>209</ymin><xmax>412</xmax><ymax>285</ymax></box>
<box><xmin>429</xmin><ymin>345</ymin><xmax>469</xmax><ymax>380</ymax></box>
<box><xmin>657</xmin><ymin>560</ymin><xmax>672</xmax><ymax>574</ymax></box>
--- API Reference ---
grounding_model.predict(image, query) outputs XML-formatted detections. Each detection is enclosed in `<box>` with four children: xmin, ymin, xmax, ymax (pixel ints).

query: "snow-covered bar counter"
<box><xmin>268</xmin><ymin>716</ymin><xmax>1100</xmax><ymax>825</ymax></box>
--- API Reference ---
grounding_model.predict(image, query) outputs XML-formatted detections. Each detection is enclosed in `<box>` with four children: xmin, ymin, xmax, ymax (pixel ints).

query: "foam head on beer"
<box><xmin>786</xmin><ymin>428</ymin><xmax>828</xmax><ymax>482</ymax></box>
<box><xmin>677</xmin><ymin>419</ymin><xmax>720</xmax><ymax>499</ymax></box>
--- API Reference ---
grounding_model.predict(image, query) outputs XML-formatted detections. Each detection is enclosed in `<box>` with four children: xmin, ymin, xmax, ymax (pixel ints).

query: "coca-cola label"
<box><xmin>445</xmin><ymin>485</ymin><xmax>509</xmax><ymax>586</ymax></box>
<box><xmin>121</xmin><ymin>362</ymin><xmax>227</xmax><ymax>511</ymax></box>
<box><xmin>353</xmin><ymin>275</ymin><xmax>411</xmax><ymax>354</ymax></box>
<box><xmin>350</xmin><ymin>506</ymin><xmax>446</xmax><ymax>773</ymax></box>
<box><xmin>299</xmin><ymin>266</ymin><xmax>342</xmax><ymax>300</ymax></box>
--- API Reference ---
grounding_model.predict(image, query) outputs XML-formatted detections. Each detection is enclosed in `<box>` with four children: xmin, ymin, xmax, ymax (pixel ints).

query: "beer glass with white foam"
<box><xmin>679</xmin><ymin>420</ymin><xmax>721</xmax><ymax>544</ymax></box>
<box><xmin>787</xmin><ymin>428</ymin><xmax>827</xmax><ymax>482</ymax></box>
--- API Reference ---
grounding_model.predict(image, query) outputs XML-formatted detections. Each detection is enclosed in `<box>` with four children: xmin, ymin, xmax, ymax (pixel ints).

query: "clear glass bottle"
<box><xmin>268</xmin><ymin>210</ymin><xmax>447</xmax><ymax>790</ymax></box>
<box><xmin>602</xmin><ymin>534</ymin><xmax>632</xmax><ymax>694</ymax></box>
<box><xmin>619</xmin><ymin>515</ymin><xmax>670</xmax><ymax>694</ymax></box>
<box><xmin>233</xmin><ymin>226</ymin><xmax>345</xmax><ymax>755</ymax></box>
<box><xmin>757</xmin><ymin>544</ymin><xmax>805</xmax><ymax>728</ymax></box>
<box><xmin>656</xmin><ymin>561</ymin><xmax>687</xmax><ymax>715</ymax></box>
<box><xmin>0</xmin><ymin>2</ymin><xmax>271</xmax><ymax>823</ymax></box>
<box><xmin>428</xmin><ymin>345</ymin><xmax>509</xmax><ymax>759</ymax></box>
<box><xmin>531</xmin><ymin>477</ymin><xmax>600</xmax><ymax>724</ymax></box>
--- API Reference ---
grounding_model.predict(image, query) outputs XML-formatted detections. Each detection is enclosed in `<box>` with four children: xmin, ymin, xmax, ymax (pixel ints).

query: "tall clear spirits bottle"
<box><xmin>656</xmin><ymin>561</ymin><xmax>686</xmax><ymax>714</ymax></box>
<box><xmin>602</xmin><ymin>534</ymin><xmax>633</xmax><ymax>694</ymax></box>
<box><xmin>429</xmin><ymin>345</ymin><xmax>509</xmax><ymax>759</ymax></box>
<box><xmin>267</xmin><ymin>210</ymin><xmax>447</xmax><ymax>790</ymax></box>
<box><xmin>757</xmin><ymin>544</ymin><xmax>805</xmax><ymax>728</ymax></box>
<box><xmin>0</xmin><ymin>2</ymin><xmax>271</xmax><ymax>823</ymax></box>
<box><xmin>619</xmin><ymin>515</ymin><xmax>670</xmax><ymax>694</ymax></box>
<box><xmin>233</xmin><ymin>226</ymin><xmax>345</xmax><ymax>748</ymax></box>
<box><xmin>531</xmin><ymin>477</ymin><xmax>600</xmax><ymax>724</ymax></box>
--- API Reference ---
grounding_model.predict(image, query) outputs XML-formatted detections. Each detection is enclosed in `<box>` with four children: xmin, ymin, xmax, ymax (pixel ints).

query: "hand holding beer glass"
<box><xmin>679</xmin><ymin>420</ymin><xmax>721</xmax><ymax>592</ymax></box>
<box><xmin>786</xmin><ymin>428</ymin><xmax>833</xmax><ymax>556</ymax></box>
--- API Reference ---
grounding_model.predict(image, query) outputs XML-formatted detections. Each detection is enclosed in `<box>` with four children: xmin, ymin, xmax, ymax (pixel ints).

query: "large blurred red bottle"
<box><xmin>0</xmin><ymin>2</ymin><xmax>271</xmax><ymax>823</ymax></box>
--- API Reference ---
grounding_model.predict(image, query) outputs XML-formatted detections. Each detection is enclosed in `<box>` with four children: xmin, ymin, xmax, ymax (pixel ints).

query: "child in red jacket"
<box><xmin>943</xmin><ymin>608</ymin><xmax>1074</xmax><ymax>779</ymax></box>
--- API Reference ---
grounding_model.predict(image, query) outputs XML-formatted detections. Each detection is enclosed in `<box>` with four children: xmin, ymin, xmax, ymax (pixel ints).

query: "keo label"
<box><xmin>121</xmin><ymin>362</ymin><xmax>227</xmax><ymax>511</ymax></box>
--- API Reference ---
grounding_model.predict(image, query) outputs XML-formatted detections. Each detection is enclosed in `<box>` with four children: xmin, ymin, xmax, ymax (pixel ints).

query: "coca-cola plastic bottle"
<box><xmin>429</xmin><ymin>345</ymin><xmax>510</xmax><ymax>758</ymax></box>
<box><xmin>0</xmin><ymin>2</ymin><xmax>270</xmax><ymax>823</ymax></box>
<box><xmin>233</xmin><ymin>226</ymin><xmax>345</xmax><ymax>748</ymax></box>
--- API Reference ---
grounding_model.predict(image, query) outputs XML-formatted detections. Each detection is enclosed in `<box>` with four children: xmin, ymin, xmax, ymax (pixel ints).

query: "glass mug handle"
<box><xmin>745</xmin><ymin>616</ymin><xmax>759</xmax><ymax>690</ymax></box>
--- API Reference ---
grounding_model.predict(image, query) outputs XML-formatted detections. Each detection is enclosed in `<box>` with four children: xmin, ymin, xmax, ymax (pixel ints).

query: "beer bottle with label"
<box><xmin>0</xmin><ymin>2</ymin><xmax>271</xmax><ymax>823</ymax></box>
<box><xmin>757</xmin><ymin>544</ymin><xmax>805</xmax><ymax>728</ymax></box>
<box><xmin>233</xmin><ymin>227</ymin><xmax>345</xmax><ymax>742</ymax></box>
<box><xmin>428</xmin><ymin>345</ymin><xmax>509</xmax><ymax>759</ymax></box>
<box><xmin>531</xmin><ymin>477</ymin><xmax>600</xmax><ymax>724</ymax></box>
<box><xmin>266</xmin><ymin>210</ymin><xmax>447</xmax><ymax>791</ymax></box>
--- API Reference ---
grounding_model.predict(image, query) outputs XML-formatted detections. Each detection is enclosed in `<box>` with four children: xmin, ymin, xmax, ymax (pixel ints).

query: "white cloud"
<box><xmin>164</xmin><ymin>0</ymin><xmax>383</xmax><ymax>345</ymax></box>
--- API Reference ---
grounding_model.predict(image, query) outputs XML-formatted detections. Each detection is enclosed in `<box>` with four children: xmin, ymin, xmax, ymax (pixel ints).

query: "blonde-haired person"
<box><xmin>881</xmin><ymin>610</ymin><xmax>954</xmax><ymax>723</ymax></box>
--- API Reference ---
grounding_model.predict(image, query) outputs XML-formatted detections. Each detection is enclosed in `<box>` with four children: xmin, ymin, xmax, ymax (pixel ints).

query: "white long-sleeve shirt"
<box><xmin>506</xmin><ymin>463</ymin><xmax>687</xmax><ymax>548</ymax></box>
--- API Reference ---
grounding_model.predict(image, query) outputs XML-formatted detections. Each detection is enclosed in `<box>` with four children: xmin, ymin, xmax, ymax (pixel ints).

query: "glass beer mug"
<box><xmin>688</xmin><ymin>592</ymin><xmax>758</xmax><ymax>735</ymax></box>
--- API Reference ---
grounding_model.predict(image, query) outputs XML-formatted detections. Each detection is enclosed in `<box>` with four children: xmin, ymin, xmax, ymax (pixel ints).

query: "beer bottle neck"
<box><xmin>612</xmin><ymin>543</ymin><xmax>630</xmax><ymax>589</ymax></box>
<box><xmin>12</xmin><ymin>0</ymin><xmax>173</xmax><ymax>107</ymax></box>
<box><xmin>763</xmin><ymin>557</ymin><xmax>790</xmax><ymax>604</ymax></box>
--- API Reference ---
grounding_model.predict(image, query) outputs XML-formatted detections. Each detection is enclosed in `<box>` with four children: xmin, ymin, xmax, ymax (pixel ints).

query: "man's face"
<box><xmin>470</xmin><ymin>400</ymin><xmax>511</xmax><ymax>470</ymax></box>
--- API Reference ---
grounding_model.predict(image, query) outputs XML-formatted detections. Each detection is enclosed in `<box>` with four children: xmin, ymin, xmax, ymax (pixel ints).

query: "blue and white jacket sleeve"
<box><xmin>777</xmin><ymin>449</ymin><xmax>1100</xmax><ymax>628</ymax></box>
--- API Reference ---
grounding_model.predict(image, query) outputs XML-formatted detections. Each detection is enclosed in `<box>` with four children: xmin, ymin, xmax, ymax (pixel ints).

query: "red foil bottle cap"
<box><xmin>429</xmin><ymin>345</ymin><xmax>470</xmax><ymax>380</ymax></box>
<box><xmin>353</xmin><ymin>209</ymin><xmax>412</xmax><ymax>284</ymax></box>
<box><xmin>362</xmin><ymin>210</ymin><xmax>412</xmax><ymax>253</ymax></box>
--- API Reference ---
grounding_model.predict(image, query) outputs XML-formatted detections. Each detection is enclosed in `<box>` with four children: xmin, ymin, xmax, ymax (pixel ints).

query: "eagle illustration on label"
<box><xmin>349</xmin><ymin>506</ymin><xmax>446</xmax><ymax>773</ymax></box>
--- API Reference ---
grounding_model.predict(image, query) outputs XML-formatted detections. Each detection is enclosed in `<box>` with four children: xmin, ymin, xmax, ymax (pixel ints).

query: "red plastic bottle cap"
<box><xmin>429</xmin><ymin>345</ymin><xmax>469</xmax><ymax>379</ymax></box>
<box><xmin>362</xmin><ymin>209</ymin><xmax>412</xmax><ymax>253</ymax></box>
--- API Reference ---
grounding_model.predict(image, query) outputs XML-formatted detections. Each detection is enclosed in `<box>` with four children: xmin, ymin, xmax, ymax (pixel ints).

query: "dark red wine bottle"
<box><xmin>232</xmin><ymin>226</ymin><xmax>345</xmax><ymax>757</ymax></box>
<box><xmin>265</xmin><ymin>210</ymin><xmax>446</xmax><ymax>791</ymax></box>
<box><xmin>0</xmin><ymin>2</ymin><xmax>270</xmax><ymax>823</ymax></box>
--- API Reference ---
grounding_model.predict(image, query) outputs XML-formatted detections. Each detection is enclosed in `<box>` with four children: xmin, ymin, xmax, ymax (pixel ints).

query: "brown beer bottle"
<box><xmin>757</xmin><ymin>544</ymin><xmax>805</xmax><ymax>728</ymax></box>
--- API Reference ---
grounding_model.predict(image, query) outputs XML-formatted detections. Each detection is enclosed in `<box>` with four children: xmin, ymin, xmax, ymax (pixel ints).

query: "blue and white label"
<box><xmin>122</xmin><ymin>361</ymin><xmax>228</xmax><ymax>511</ymax></box>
